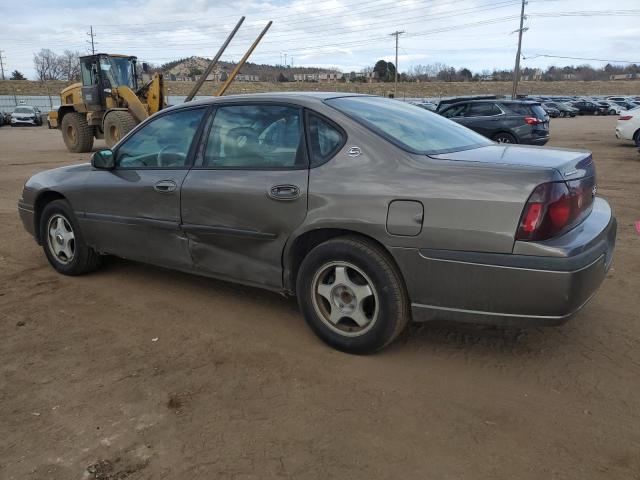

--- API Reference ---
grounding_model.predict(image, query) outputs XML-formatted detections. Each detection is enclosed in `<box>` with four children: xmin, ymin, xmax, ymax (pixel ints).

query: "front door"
<box><xmin>180</xmin><ymin>103</ymin><xmax>309</xmax><ymax>289</ymax></box>
<box><xmin>82</xmin><ymin>106</ymin><xmax>207</xmax><ymax>269</ymax></box>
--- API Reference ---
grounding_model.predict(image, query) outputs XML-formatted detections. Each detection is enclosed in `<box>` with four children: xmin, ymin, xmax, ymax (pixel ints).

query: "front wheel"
<box><xmin>297</xmin><ymin>236</ymin><xmax>409</xmax><ymax>354</ymax></box>
<box><xmin>40</xmin><ymin>200</ymin><xmax>102</xmax><ymax>276</ymax></box>
<box><xmin>104</xmin><ymin>111</ymin><xmax>137</xmax><ymax>148</ymax></box>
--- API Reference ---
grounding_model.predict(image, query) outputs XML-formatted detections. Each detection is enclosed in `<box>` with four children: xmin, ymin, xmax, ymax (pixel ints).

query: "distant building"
<box><xmin>354</xmin><ymin>71</ymin><xmax>379</xmax><ymax>83</ymax></box>
<box><xmin>610</xmin><ymin>73</ymin><xmax>639</xmax><ymax>81</ymax></box>
<box><xmin>522</xmin><ymin>69</ymin><xmax>543</xmax><ymax>81</ymax></box>
<box><xmin>293</xmin><ymin>72</ymin><xmax>343</xmax><ymax>82</ymax></box>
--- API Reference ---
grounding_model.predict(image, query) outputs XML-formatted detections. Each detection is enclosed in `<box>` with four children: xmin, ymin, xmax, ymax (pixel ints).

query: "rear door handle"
<box><xmin>269</xmin><ymin>184</ymin><xmax>300</xmax><ymax>200</ymax></box>
<box><xmin>154</xmin><ymin>180</ymin><xmax>177</xmax><ymax>193</ymax></box>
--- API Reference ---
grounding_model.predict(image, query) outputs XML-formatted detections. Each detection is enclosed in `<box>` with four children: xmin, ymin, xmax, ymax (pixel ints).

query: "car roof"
<box><xmin>162</xmin><ymin>92</ymin><xmax>375</xmax><ymax>114</ymax></box>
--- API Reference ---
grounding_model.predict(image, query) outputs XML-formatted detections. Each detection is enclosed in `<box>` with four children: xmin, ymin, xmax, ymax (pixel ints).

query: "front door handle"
<box><xmin>154</xmin><ymin>180</ymin><xmax>177</xmax><ymax>194</ymax></box>
<box><xmin>269</xmin><ymin>184</ymin><xmax>300</xmax><ymax>201</ymax></box>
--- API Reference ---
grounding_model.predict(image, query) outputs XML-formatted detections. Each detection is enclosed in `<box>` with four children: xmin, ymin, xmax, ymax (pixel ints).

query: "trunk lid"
<box><xmin>429</xmin><ymin>144</ymin><xmax>595</xmax><ymax>180</ymax></box>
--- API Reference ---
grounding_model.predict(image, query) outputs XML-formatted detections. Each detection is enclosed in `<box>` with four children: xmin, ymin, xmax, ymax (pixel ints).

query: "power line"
<box><xmin>523</xmin><ymin>54</ymin><xmax>640</xmax><ymax>64</ymax></box>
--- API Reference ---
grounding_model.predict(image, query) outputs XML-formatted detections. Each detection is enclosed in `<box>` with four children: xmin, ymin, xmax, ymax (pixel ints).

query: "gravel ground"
<box><xmin>0</xmin><ymin>116</ymin><xmax>639</xmax><ymax>480</ymax></box>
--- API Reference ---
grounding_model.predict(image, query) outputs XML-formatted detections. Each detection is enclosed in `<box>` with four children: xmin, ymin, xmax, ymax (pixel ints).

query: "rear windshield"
<box><xmin>14</xmin><ymin>107</ymin><xmax>33</xmax><ymax>113</ymax></box>
<box><xmin>325</xmin><ymin>96</ymin><xmax>491</xmax><ymax>155</ymax></box>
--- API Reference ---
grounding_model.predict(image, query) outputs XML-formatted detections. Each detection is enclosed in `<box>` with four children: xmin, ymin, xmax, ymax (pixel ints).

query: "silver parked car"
<box><xmin>11</xmin><ymin>105</ymin><xmax>43</xmax><ymax>126</ymax></box>
<box><xmin>18</xmin><ymin>93</ymin><xmax>616</xmax><ymax>353</ymax></box>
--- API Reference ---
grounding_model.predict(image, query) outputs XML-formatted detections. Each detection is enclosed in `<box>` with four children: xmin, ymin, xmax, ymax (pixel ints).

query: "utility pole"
<box><xmin>511</xmin><ymin>0</ymin><xmax>527</xmax><ymax>99</ymax></box>
<box><xmin>0</xmin><ymin>50</ymin><xmax>6</xmax><ymax>80</ymax></box>
<box><xmin>390</xmin><ymin>30</ymin><xmax>405</xmax><ymax>98</ymax></box>
<box><xmin>284</xmin><ymin>53</ymin><xmax>287</xmax><ymax>68</ymax></box>
<box><xmin>87</xmin><ymin>26</ymin><xmax>96</xmax><ymax>54</ymax></box>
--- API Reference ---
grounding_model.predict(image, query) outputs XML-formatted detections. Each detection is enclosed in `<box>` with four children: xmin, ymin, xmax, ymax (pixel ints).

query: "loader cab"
<box><xmin>80</xmin><ymin>54</ymin><xmax>138</xmax><ymax>110</ymax></box>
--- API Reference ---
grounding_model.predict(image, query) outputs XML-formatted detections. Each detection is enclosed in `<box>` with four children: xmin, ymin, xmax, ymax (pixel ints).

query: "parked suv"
<box><xmin>569</xmin><ymin>101</ymin><xmax>603</xmax><ymax>116</ymax></box>
<box><xmin>438</xmin><ymin>99</ymin><xmax>550</xmax><ymax>144</ymax></box>
<box><xmin>10</xmin><ymin>105</ymin><xmax>43</xmax><ymax>126</ymax></box>
<box><xmin>615</xmin><ymin>107</ymin><xmax>640</xmax><ymax>147</ymax></box>
<box><xmin>543</xmin><ymin>102</ymin><xmax>577</xmax><ymax>118</ymax></box>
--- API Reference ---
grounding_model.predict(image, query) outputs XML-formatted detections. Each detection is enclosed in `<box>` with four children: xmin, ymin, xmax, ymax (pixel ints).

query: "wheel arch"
<box><xmin>56</xmin><ymin>106</ymin><xmax>77</xmax><ymax>129</ymax></box>
<box><xmin>283</xmin><ymin>227</ymin><xmax>404</xmax><ymax>294</ymax></box>
<box><xmin>34</xmin><ymin>190</ymin><xmax>67</xmax><ymax>244</ymax></box>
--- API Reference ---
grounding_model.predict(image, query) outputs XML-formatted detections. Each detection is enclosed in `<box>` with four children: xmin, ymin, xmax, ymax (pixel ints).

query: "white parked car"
<box><xmin>10</xmin><ymin>106</ymin><xmax>42</xmax><ymax>126</ymax></box>
<box><xmin>615</xmin><ymin>107</ymin><xmax>640</xmax><ymax>147</ymax></box>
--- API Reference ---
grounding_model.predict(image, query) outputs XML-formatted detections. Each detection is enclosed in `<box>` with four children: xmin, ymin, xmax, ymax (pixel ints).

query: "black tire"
<box><xmin>296</xmin><ymin>236</ymin><xmax>409</xmax><ymax>354</ymax></box>
<box><xmin>40</xmin><ymin>199</ymin><xmax>102</xmax><ymax>276</ymax></box>
<box><xmin>634</xmin><ymin>130</ymin><xmax>640</xmax><ymax>149</ymax></box>
<box><xmin>104</xmin><ymin>111</ymin><xmax>137</xmax><ymax>148</ymax></box>
<box><xmin>61</xmin><ymin>112</ymin><xmax>94</xmax><ymax>153</ymax></box>
<box><xmin>492</xmin><ymin>132</ymin><xmax>517</xmax><ymax>144</ymax></box>
<box><xmin>609</xmin><ymin>109</ymin><xmax>616</xmax><ymax>116</ymax></box>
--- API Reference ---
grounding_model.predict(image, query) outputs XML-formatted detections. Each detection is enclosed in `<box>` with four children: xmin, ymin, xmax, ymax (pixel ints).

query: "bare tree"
<box><xmin>59</xmin><ymin>50</ymin><xmax>81</xmax><ymax>81</ymax></box>
<box><xmin>33</xmin><ymin>49</ymin><xmax>63</xmax><ymax>81</ymax></box>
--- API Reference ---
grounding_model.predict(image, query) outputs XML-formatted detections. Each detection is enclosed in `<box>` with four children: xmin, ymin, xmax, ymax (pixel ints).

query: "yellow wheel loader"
<box><xmin>48</xmin><ymin>53</ymin><xmax>165</xmax><ymax>152</ymax></box>
<box><xmin>48</xmin><ymin>18</ymin><xmax>272</xmax><ymax>153</ymax></box>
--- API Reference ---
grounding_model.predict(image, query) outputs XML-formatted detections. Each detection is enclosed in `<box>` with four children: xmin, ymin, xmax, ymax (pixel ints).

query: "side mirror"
<box><xmin>91</xmin><ymin>149</ymin><xmax>115</xmax><ymax>170</ymax></box>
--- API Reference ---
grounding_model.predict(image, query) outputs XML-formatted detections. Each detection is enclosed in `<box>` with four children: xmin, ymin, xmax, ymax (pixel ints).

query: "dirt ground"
<box><xmin>1</xmin><ymin>116</ymin><xmax>639</xmax><ymax>480</ymax></box>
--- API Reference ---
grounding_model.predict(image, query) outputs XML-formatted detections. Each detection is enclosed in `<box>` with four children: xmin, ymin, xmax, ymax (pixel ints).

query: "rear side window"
<box><xmin>441</xmin><ymin>103</ymin><xmax>467</xmax><ymax>118</ymax></box>
<box><xmin>326</xmin><ymin>96</ymin><xmax>491</xmax><ymax>155</ymax></box>
<box><xmin>531</xmin><ymin>105</ymin><xmax>547</xmax><ymax>118</ymax></box>
<box><xmin>465</xmin><ymin>102</ymin><xmax>502</xmax><ymax>117</ymax></box>
<box><xmin>306</xmin><ymin>112</ymin><xmax>345</xmax><ymax>167</ymax></box>
<box><xmin>202</xmin><ymin>105</ymin><xmax>305</xmax><ymax>169</ymax></box>
<box><xmin>116</xmin><ymin>108</ymin><xmax>205</xmax><ymax>168</ymax></box>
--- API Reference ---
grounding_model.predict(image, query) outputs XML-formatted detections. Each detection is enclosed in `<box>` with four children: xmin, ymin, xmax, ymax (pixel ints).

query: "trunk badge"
<box><xmin>347</xmin><ymin>147</ymin><xmax>361</xmax><ymax>157</ymax></box>
<box><xmin>564</xmin><ymin>169</ymin><xmax>578</xmax><ymax>177</ymax></box>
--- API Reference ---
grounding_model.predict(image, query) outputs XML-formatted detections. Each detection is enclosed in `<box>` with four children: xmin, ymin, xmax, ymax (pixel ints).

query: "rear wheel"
<box><xmin>296</xmin><ymin>236</ymin><xmax>409</xmax><ymax>354</ymax></box>
<box><xmin>492</xmin><ymin>132</ymin><xmax>517</xmax><ymax>144</ymax></box>
<box><xmin>61</xmin><ymin>112</ymin><xmax>94</xmax><ymax>153</ymax></box>
<box><xmin>633</xmin><ymin>130</ymin><xmax>640</xmax><ymax>149</ymax></box>
<box><xmin>40</xmin><ymin>200</ymin><xmax>102</xmax><ymax>276</ymax></box>
<box><xmin>609</xmin><ymin>109</ymin><xmax>616</xmax><ymax>116</ymax></box>
<box><xmin>104</xmin><ymin>111</ymin><xmax>137</xmax><ymax>148</ymax></box>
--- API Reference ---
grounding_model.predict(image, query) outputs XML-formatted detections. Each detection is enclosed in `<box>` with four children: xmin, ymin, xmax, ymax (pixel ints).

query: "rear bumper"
<box><xmin>527</xmin><ymin>136</ymin><xmax>550</xmax><ymax>146</ymax></box>
<box><xmin>391</xmin><ymin>199</ymin><xmax>616</xmax><ymax>327</ymax></box>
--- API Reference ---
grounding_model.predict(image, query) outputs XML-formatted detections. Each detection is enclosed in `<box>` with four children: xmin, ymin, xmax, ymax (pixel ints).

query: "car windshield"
<box><xmin>325</xmin><ymin>96</ymin><xmax>491</xmax><ymax>155</ymax></box>
<box><xmin>14</xmin><ymin>107</ymin><xmax>33</xmax><ymax>113</ymax></box>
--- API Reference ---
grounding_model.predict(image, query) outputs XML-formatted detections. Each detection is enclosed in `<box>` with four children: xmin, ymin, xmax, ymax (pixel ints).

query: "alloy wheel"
<box><xmin>311</xmin><ymin>261</ymin><xmax>379</xmax><ymax>337</ymax></box>
<box><xmin>46</xmin><ymin>214</ymin><xmax>75</xmax><ymax>264</ymax></box>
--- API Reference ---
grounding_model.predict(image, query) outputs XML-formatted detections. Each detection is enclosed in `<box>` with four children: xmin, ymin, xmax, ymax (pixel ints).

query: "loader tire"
<box><xmin>61</xmin><ymin>112</ymin><xmax>94</xmax><ymax>153</ymax></box>
<box><xmin>104</xmin><ymin>111</ymin><xmax>137</xmax><ymax>148</ymax></box>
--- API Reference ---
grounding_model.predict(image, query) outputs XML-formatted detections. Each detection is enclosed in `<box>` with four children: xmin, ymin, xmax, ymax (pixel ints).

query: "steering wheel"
<box><xmin>157</xmin><ymin>145</ymin><xmax>185</xmax><ymax>167</ymax></box>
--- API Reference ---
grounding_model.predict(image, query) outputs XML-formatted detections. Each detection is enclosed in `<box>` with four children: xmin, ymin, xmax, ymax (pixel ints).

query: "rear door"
<box><xmin>460</xmin><ymin>102</ymin><xmax>505</xmax><ymax>137</ymax></box>
<box><xmin>180</xmin><ymin>103</ymin><xmax>309</xmax><ymax>289</ymax></box>
<box><xmin>82</xmin><ymin>106</ymin><xmax>207</xmax><ymax>269</ymax></box>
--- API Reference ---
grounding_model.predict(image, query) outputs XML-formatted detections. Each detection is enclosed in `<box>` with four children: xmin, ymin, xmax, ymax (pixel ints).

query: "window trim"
<box><xmin>463</xmin><ymin>102</ymin><xmax>505</xmax><ymax>118</ymax></box>
<box><xmin>113</xmin><ymin>105</ymin><xmax>211</xmax><ymax>171</ymax></box>
<box><xmin>193</xmin><ymin>102</ymin><xmax>309</xmax><ymax>171</ymax></box>
<box><xmin>303</xmin><ymin>108</ymin><xmax>347</xmax><ymax>168</ymax></box>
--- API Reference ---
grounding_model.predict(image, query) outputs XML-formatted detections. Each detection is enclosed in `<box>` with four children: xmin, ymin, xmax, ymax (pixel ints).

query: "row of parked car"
<box><xmin>411</xmin><ymin>94</ymin><xmax>640</xmax><ymax>146</ymax></box>
<box><xmin>0</xmin><ymin>105</ymin><xmax>44</xmax><ymax>127</ymax></box>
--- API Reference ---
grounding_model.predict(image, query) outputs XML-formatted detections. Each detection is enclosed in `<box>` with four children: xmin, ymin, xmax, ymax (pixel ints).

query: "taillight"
<box><xmin>618</xmin><ymin>115</ymin><xmax>633</xmax><ymax>121</ymax></box>
<box><xmin>516</xmin><ymin>178</ymin><xmax>595</xmax><ymax>241</ymax></box>
<box><xmin>524</xmin><ymin>116</ymin><xmax>543</xmax><ymax>125</ymax></box>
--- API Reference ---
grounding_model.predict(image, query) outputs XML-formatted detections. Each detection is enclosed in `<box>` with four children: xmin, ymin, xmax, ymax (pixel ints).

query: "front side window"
<box><xmin>307</xmin><ymin>113</ymin><xmax>345</xmax><ymax>167</ymax></box>
<box><xmin>203</xmin><ymin>105</ymin><xmax>304</xmax><ymax>168</ymax></box>
<box><xmin>326</xmin><ymin>96</ymin><xmax>491</xmax><ymax>155</ymax></box>
<box><xmin>116</xmin><ymin>108</ymin><xmax>205</xmax><ymax>168</ymax></box>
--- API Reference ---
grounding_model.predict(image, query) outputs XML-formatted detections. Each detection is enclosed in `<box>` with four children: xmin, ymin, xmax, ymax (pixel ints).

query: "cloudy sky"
<box><xmin>1</xmin><ymin>0</ymin><xmax>639</xmax><ymax>79</ymax></box>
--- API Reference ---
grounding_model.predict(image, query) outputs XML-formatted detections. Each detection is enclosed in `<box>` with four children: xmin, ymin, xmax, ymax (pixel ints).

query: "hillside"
<box><xmin>3</xmin><ymin>79</ymin><xmax>639</xmax><ymax>98</ymax></box>
<box><xmin>158</xmin><ymin>56</ymin><xmax>339</xmax><ymax>82</ymax></box>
